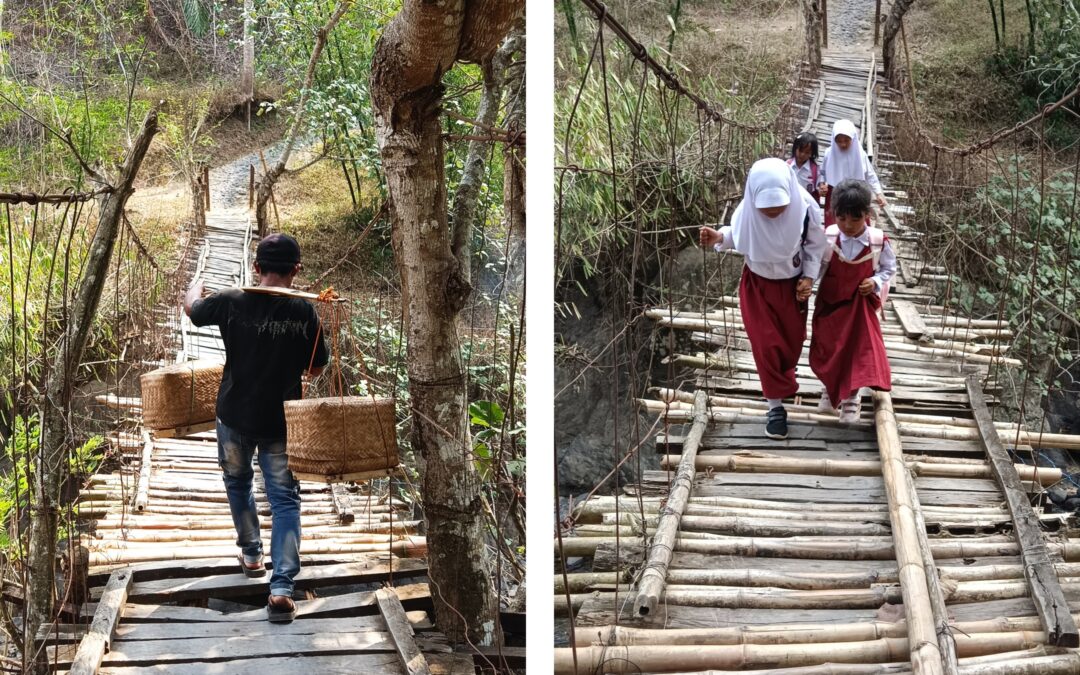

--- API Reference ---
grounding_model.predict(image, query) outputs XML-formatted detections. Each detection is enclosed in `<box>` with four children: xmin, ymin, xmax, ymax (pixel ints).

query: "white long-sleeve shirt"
<box><xmin>714</xmin><ymin>215</ymin><xmax>828</xmax><ymax>280</ymax></box>
<box><xmin>831</xmin><ymin>228</ymin><xmax>896</xmax><ymax>294</ymax></box>
<box><xmin>791</xmin><ymin>159</ymin><xmax>818</xmax><ymax>194</ymax></box>
<box><xmin>820</xmin><ymin>148</ymin><xmax>883</xmax><ymax>194</ymax></box>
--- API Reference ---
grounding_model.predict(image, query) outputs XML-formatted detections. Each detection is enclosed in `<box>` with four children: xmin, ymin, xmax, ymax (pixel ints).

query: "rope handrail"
<box><xmin>0</xmin><ymin>187</ymin><xmax>113</xmax><ymax>205</ymax></box>
<box><xmin>891</xmin><ymin>80</ymin><xmax>1080</xmax><ymax>157</ymax></box>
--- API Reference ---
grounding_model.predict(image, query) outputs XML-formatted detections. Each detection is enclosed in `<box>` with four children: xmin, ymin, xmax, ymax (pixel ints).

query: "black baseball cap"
<box><xmin>256</xmin><ymin>233</ymin><xmax>301</xmax><ymax>265</ymax></box>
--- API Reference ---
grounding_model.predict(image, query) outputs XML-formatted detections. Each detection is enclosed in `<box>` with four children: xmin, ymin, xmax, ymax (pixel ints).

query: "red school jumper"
<box><xmin>808</xmin><ymin>240</ymin><xmax>892</xmax><ymax>404</ymax></box>
<box><xmin>739</xmin><ymin>267</ymin><xmax>807</xmax><ymax>400</ymax></box>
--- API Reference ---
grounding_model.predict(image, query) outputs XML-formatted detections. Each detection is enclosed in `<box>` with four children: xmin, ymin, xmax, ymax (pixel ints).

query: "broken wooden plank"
<box><xmin>97</xmin><ymin>653</ymin><xmax>475</xmax><ymax>675</ymax></box>
<box><xmin>892</xmin><ymin>298</ymin><xmax>930</xmax><ymax>340</ymax></box>
<box><xmin>69</xmin><ymin>568</ymin><xmax>133</xmax><ymax>675</ymax></box>
<box><xmin>376</xmin><ymin>587</ymin><xmax>432</xmax><ymax>675</ymax></box>
<box><xmin>966</xmin><ymin>376</ymin><xmax>1080</xmax><ymax>648</ymax></box>
<box><xmin>94</xmin><ymin>559</ymin><xmax>429</xmax><ymax>603</ymax></box>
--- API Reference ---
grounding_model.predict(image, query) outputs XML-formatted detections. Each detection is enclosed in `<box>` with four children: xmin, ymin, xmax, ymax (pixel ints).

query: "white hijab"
<box><xmin>822</xmin><ymin>119</ymin><xmax>871</xmax><ymax>187</ymax></box>
<box><xmin>730</xmin><ymin>157</ymin><xmax>819</xmax><ymax>264</ymax></box>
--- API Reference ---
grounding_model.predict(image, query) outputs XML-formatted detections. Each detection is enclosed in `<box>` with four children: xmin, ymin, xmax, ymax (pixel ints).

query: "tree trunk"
<box><xmin>800</xmin><ymin>0</ymin><xmax>824</xmax><ymax>69</ymax></box>
<box><xmin>242</xmin><ymin>0</ymin><xmax>255</xmax><ymax>123</ymax></box>
<box><xmin>882</xmin><ymin>0</ymin><xmax>916</xmax><ymax>88</ymax></box>
<box><xmin>449</xmin><ymin>28</ymin><xmax>522</xmax><ymax>287</ymax></box>
<box><xmin>255</xmin><ymin>0</ymin><xmax>353</xmax><ymax>236</ymax></box>
<box><xmin>987</xmin><ymin>0</ymin><xmax>1000</xmax><ymax>48</ymax></box>
<box><xmin>502</xmin><ymin>28</ymin><xmax>526</xmax><ymax>288</ymax></box>
<box><xmin>370</xmin><ymin>0</ymin><xmax>521</xmax><ymax>646</ymax></box>
<box><xmin>1023</xmin><ymin>0</ymin><xmax>1037</xmax><ymax>52</ymax></box>
<box><xmin>26</xmin><ymin>107</ymin><xmax>160</xmax><ymax>671</ymax></box>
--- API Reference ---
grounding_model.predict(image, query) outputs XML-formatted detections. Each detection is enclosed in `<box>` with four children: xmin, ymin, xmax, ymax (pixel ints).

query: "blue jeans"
<box><xmin>216</xmin><ymin>419</ymin><xmax>301</xmax><ymax>597</ymax></box>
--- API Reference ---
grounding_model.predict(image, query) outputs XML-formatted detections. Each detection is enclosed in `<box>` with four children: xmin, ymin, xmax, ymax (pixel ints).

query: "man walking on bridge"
<box><xmin>183</xmin><ymin>233</ymin><xmax>329</xmax><ymax>622</ymax></box>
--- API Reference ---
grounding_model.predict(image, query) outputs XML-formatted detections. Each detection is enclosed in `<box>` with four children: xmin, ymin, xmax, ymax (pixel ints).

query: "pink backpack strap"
<box><xmin>867</xmin><ymin>226</ymin><xmax>891</xmax><ymax>305</ymax></box>
<box><xmin>868</xmin><ymin>227</ymin><xmax>884</xmax><ymax>272</ymax></box>
<box><xmin>822</xmin><ymin>224</ymin><xmax>840</xmax><ymax>265</ymax></box>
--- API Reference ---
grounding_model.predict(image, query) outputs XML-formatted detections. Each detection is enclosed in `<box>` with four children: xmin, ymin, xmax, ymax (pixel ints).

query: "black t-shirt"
<box><xmin>189</xmin><ymin>288</ymin><xmax>329</xmax><ymax>438</ymax></box>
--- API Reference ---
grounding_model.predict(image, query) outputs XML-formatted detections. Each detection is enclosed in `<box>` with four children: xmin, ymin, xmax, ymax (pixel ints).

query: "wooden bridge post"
<box><xmin>874</xmin><ymin>0</ymin><xmax>881</xmax><ymax>46</ymax></box>
<box><xmin>202</xmin><ymin>166</ymin><xmax>210</xmax><ymax>211</ymax></box>
<box><xmin>248</xmin><ymin>164</ymin><xmax>255</xmax><ymax>210</ymax></box>
<box><xmin>966</xmin><ymin>377</ymin><xmax>1080</xmax><ymax>647</ymax></box>
<box><xmin>821</xmin><ymin>0</ymin><xmax>828</xmax><ymax>49</ymax></box>
<box><xmin>632</xmin><ymin>389</ymin><xmax>708</xmax><ymax>617</ymax></box>
<box><xmin>134</xmin><ymin>431</ymin><xmax>153</xmax><ymax>511</ymax></box>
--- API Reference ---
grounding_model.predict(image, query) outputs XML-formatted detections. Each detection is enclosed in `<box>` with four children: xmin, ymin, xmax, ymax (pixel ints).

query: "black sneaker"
<box><xmin>765</xmin><ymin>407</ymin><xmax>788</xmax><ymax>440</ymax></box>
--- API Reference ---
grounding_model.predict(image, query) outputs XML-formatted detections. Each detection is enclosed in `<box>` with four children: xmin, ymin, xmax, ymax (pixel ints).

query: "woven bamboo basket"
<box><xmin>140</xmin><ymin>360</ymin><xmax>223</xmax><ymax>430</ymax></box>
<box><xmin>284</xmin><ymin>396</ymin><xmax>399</xmax><ymax>482</ymax></box>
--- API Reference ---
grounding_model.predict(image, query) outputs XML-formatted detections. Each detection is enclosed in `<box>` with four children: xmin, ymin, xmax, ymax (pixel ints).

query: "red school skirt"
<box><xmin>808</xmin><ymin>245</ymin><xmax>891</xmax><ymax>404</ymax></box>
<box><xmin>738</xmin><ymin>267</ymin><xmax>808</xmax><ymax>401</ymax></box>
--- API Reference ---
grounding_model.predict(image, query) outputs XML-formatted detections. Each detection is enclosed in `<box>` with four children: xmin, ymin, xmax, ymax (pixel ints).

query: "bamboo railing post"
<box><xmin>901</xmin><ymin>446</ymin><xmax>960</xmax><ymax>674</ymax></box>
<box><xmin>632</xmin><ymin>389</ymin><xmax>708</xmax><ymax>616</ymax></box>
<box><xmin>966</xmin><ymin>376</ymin><xmax>1080</xmax><ymax>647</ymax></box>
<box><xmin>134</xmin><ymin>431</ymin><xmax>153</xmax><ymax>512</ymax></box>
<box><xmin>873</xmin><ymin>390</ymin><xmax>945</xmax><ymax>675</ymax></box>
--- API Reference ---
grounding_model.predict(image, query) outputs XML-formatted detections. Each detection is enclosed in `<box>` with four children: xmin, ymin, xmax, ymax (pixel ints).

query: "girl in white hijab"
<box><xmin>700</xmin><ymin>157</ymin><xmax>827</xmax><ymax>439</ymax></box>
<box><xmin>820</xmin><ymin>119</ymin><xmax>886</xmax><ymax>225</ymax></box>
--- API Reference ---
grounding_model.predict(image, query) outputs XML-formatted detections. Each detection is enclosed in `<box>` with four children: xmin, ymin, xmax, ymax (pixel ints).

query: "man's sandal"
<box><xmin>267</xmin><ymin>594</ymin><xmax>297</xmax><ymax>623</ymax></box>
<box><xmin>238</xmin><ymin>554</ymin><xmax>267</xmax><ymax>578</ymax></box>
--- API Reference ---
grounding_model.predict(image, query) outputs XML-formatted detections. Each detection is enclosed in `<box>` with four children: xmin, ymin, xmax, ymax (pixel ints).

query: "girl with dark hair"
<box><xmin>787</xmin><ymin>132</ymin><xmax>821</xmax><ymax>203</ymax></box>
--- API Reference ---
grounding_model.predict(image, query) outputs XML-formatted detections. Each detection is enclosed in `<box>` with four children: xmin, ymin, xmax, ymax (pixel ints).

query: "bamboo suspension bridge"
<box><xmin>554</xmin><ymin>3</ymin><xmax>1080</xmax><ymax>674</ymax></box>
<box><xmin>21</xmin><ymin>168</ymin><xmax>504</xmax><ymax>673</ymax></box>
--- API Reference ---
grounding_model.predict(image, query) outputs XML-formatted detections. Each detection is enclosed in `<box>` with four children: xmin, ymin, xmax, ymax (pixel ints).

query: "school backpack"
<box><xmin>821</xmin><ymin>224</ymin><xmax>892</xmax><ymax>306</ymax></box>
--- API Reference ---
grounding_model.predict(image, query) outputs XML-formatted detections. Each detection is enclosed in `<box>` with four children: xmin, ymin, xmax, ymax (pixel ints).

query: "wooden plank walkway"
<box><xmin>555</xmin><ymin>51</ymin><xmax>1080</xmax><ymax>674</ymax></box>
<box><xmin>62</xmin><ymin>200</ymin><xmax>468</xmax><ymax>670</ymax></box>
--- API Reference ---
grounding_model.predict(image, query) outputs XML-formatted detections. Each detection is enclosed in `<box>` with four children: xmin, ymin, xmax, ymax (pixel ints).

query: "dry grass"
<box><xmin>272</xmin><ymin>159</ymin><xmax>391</xmax><ymax>295</ymax></box>
<box><xmin>904</xmin><ymin>0</ymin><xmax>1036</xmax><ymax>142</ymax></box>
<box><xmin>558</xmin><ymin>0</ymin><xmax>799</xmax><ymax>96</ymax></box>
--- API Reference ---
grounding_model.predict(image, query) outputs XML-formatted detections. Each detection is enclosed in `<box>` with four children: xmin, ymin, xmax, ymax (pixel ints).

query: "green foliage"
<box><xmin>0</xmin><ymin>415</ymin><xmax>102</xmax><ymax>555</ymax></box>
<box><xmin>945</xmin><ymin>164</ymin><xmax>1080</xmax><ymax>376</ymax></box>
<box><xmin>0</xmin><ymin>78</ymin><xmax>151</xmax><ymax>186</ymax></box>
<box><xmin>470</xmin><ymin>400</ymin><xmax>525</xmax><ymax>481</ymax></box>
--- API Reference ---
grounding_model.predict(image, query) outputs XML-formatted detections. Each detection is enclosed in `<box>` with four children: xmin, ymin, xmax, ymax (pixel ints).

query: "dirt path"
<box><xmin>827</xmin><ymin>0</ymin><xmax>878</xmax><ymax>50</ymax></box>
<box><xmin>206</xmin><ymin>140</ymin><xmax>323</xmax><ymax>214</ymax></box>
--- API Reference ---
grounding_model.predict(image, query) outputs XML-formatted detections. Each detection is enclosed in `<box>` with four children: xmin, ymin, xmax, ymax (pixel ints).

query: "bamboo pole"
<box><xmin>873</xmin><ymin>390</ymin><xmax>944</xmax><ymax>675</ymax></box>
<box><xmin>553</xmin><ymin>534</ymin><xmax>1080</xmax><ymax>560</ymax></box>
<box><xmin>576</xmin><ymin>494</ymin><xmax>1011</xmax><ymax>517</ymax></box>
<box><xmin>576</xmin><ymin>615</ymin><xmax>1080</xmax><ymax>647</ymax></box>
<box><xmin>552</xmin><ymin>630</ymin><xmax>1053</xmax><ymax>674</ymax></box>
<box><xmin>134</xmin><ymin>431</ymin><xmax>153</xmax><ymax>511</ymax></box>
<box><xmin>644</xmin><ymin>402</ymin><xmax>1080</xmax><ymax>450</ymax></box>
<box><xmin>633</xmin><ymin>390</ymin><xmax>708</xmax><ymax>616</ymax></box>
<box><xmin>903</xmin><ymin>443</ymin><xmax>960</xmax><ymax>674</ymax></box>
<box><xmin>656</xmin><ymin>453</ymin><xmax>1060</xmax><ymax>486</ymax></box>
